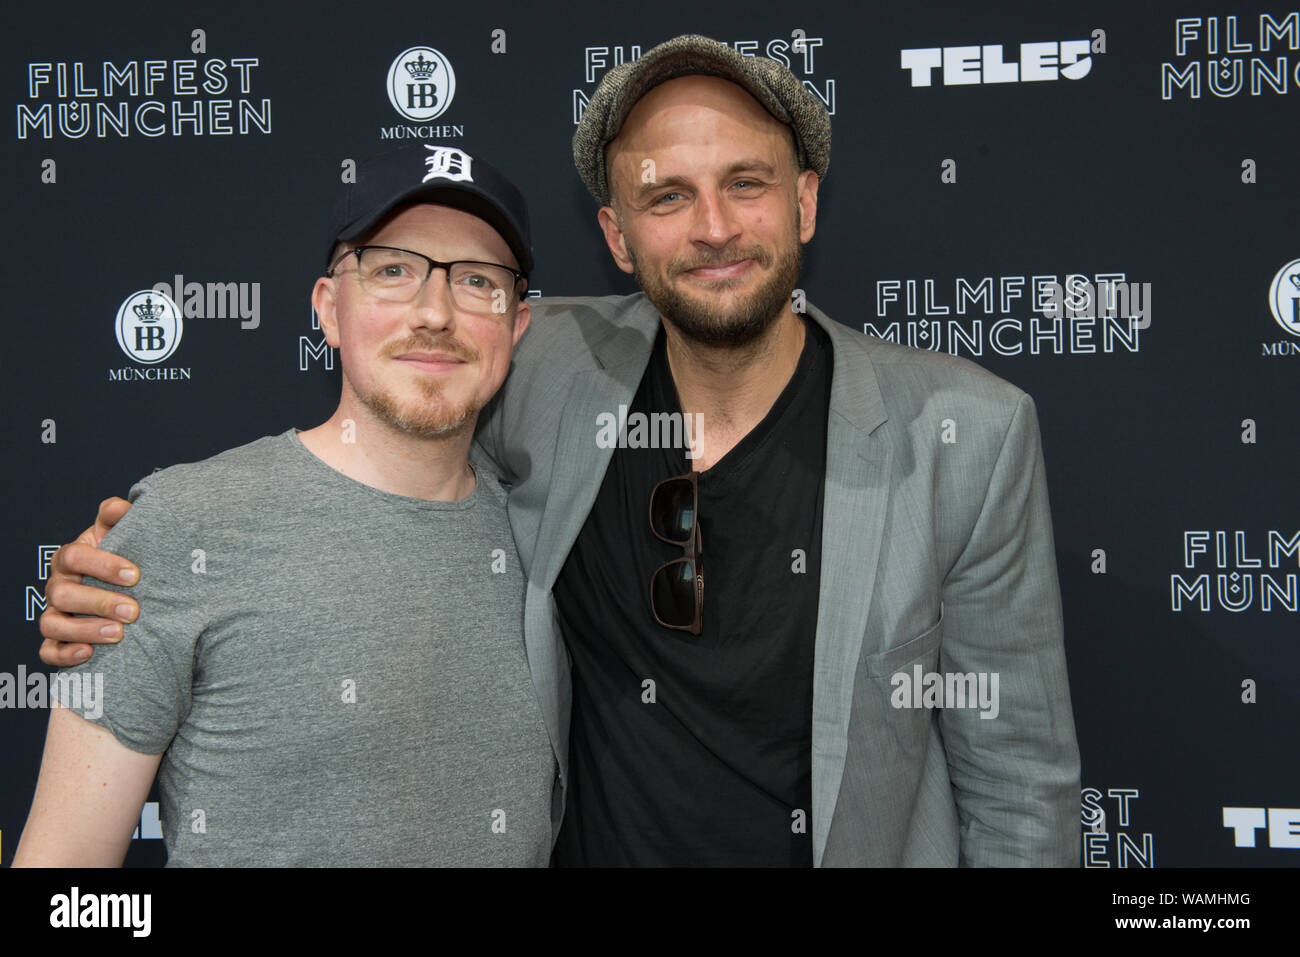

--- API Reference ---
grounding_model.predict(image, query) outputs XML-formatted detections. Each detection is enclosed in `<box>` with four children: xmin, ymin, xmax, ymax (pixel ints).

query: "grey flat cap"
<box><xmin>573</xmin><ymin>34</ymin><xmax>831</xmax><ymax>205</ymax></box>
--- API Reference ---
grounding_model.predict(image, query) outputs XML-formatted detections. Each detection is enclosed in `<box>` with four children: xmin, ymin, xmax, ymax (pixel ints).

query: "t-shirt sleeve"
<box><xmin>61</xmin><ymin>477</ymin><xmax>205</xmax><ymax>755</ymax></box>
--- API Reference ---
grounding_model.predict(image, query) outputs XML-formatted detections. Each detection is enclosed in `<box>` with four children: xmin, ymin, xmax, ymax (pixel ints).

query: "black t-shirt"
<box><xmin>552</xmin><ymin>319</ymin><xmax>832</xmax><ymax>866</ymax></box>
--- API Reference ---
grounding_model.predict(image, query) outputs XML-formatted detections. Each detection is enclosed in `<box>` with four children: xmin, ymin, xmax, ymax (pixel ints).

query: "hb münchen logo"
<box><xmin>115</xmin><ymin>290</ymin><xmax>183</xmax><ymax>363</ymax></box>
<box><xmin>1269</xmin><ymin>259</ymin><xmax>1300</xmax><ymax>338</ymax></box>
<box><xmin>387</xmin><ymin>47</ymin><xmax>457</xmax><ymax>122</ymax></box>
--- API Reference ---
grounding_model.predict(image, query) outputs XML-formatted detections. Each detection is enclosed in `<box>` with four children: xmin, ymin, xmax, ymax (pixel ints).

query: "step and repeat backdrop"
<box><xmin>2</xmin><ymin>1</ymin><xmax>1296</xmax><ymax>867</ymax></box>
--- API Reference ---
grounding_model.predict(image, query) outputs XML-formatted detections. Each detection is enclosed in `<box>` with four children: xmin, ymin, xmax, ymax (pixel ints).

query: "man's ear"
<box><xmin>796</xmin><ymin>169</ymin><xmax>819</xmax><ymax>243</ymax></box>
<box><xmin>510</xmin><ymin>296</ymin><xmax>532</xmax><ymax>345</ymax></box>
<box><xmin>312</xmin><ymin>276</ymin><xmax>342</xmax><ymax>348</ymax></box>
<box><xmin>597</xmin><ymin>205</ymin><xmax>636</xmax><ymax>275</ymax></box>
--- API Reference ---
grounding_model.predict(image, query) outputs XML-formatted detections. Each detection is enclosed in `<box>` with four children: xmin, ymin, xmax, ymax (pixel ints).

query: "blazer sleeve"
<box><xmin>471</xmin><ymin>304</ymin><xmax>550</xmax><ymax>484</ymax></box>
<box><xmin>937</xmin><ymin>392</ymin><xmax>1081</xmax><ymax>866</ymax></box>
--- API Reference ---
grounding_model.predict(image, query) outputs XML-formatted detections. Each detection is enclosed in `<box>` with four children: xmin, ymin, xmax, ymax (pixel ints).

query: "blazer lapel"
<box><xmin>524</xmin><ymin>298</ymin><xmax>659</xmax><ymax>799</ymax></box>
<box><xmin>530</xmin><ymin>299</ymin><xmax>661</xmax><ymax>594</ymax></box>
<box><xmin>528</xmin><ymin>297</ymin><xmax>889</xmax><ymax>864</ymax></box>
<box><xmin>804</xmin><ymin>304</ymin><xmax>891</xmax><ymax>866</ymax></box>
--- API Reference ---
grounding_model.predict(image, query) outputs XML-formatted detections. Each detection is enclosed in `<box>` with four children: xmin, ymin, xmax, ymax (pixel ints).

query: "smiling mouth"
<box><xmin>393</xmin><ymin>353</ymin><xmax>468</xmax><ymax>371</ymax></box>
<box><xmin>682</xmin><ymin>259</ymin><xmax>755</xmax><ymax>281</ymax></box>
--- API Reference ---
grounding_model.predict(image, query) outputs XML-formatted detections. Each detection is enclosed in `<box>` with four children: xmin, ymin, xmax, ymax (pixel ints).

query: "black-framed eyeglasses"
<box><xmin>649</xmin><ymin>471</ymin><xmax>704</xmax><ymax>636</ymax></box>
<box><xmin>326</xmin><ymin>245</ymin><xmax>526</xmax><ymax>314</ymax></box>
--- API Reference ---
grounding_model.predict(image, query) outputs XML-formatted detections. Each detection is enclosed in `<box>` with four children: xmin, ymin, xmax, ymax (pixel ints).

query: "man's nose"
<box><xmin>691</xmin><ymin>189</ymin><xmax>742</xmax><ymax>247</ymax></box>
<box><xmin>409</xmin><ymin>268</ymin><xmax>456</xmax><ymax>330</ymax></box>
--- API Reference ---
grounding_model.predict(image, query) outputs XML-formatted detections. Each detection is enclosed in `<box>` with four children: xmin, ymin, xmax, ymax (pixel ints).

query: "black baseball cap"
<box><xmin>325</xmin><ymin>144</ymin><xmax>534</xmax><ymax>276</ymax></box>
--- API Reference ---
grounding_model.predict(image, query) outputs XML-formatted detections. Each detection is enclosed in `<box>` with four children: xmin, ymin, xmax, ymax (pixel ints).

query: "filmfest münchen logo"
<box><xmin>115</xmin><ymin>289</ymin><xmax>182</xmax><ymax>363</ymax></box>
<box><xmin>387</xmin><ymin>47</ymin><xmax>456</xmax><ymax>121</ymax></box>
<box><xmin>1269</xmin><ymin>258</ymin><xmax>1300</xmax><ymax>337</ymax></box>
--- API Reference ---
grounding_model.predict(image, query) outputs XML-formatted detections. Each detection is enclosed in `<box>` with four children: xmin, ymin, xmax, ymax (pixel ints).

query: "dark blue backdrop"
<box><xmin>3</xmin><ymin>0</ymin><xmax>1297</xmax><ymax>866</ymax></box>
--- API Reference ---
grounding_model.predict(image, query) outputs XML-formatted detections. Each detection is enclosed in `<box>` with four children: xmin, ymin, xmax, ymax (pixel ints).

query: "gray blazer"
<box><xmin>474</xmin><ymin>293</ymin><xmax>1081</xmax><ymax>866</ymax></box>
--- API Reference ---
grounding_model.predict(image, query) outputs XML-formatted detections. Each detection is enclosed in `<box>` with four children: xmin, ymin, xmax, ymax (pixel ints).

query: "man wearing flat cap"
<box><xmin>503</xmin><ymin>34</ymin><xmax>1080</xmax><ymax>866</ymax></box>
<box><xmin>42</xmin><ymin>35</ymin><xmax>1080</xmax><ymax>867</ymax></box>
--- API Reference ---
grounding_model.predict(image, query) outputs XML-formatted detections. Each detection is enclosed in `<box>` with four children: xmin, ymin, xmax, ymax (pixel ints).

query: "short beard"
<box><xmin>355</xmin><ymin>333</ymin><xmax>481</xmax><ymax>439</ymax></box>
<box><xmin>626</xmin><ymin>216</ymin><xmax>803</xmax><ymax>349</ymax></box>
<box><xmin>360</xmin><ymin>383</ymin><xmax>477</xmax><ymax>439</ymax></box>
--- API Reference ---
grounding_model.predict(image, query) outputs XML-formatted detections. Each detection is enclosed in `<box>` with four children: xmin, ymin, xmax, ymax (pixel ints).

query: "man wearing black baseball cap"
<box><xmin>16</xmin><ymin>144</ymin><xmax>556</xmax><ymax>866</ymax></box>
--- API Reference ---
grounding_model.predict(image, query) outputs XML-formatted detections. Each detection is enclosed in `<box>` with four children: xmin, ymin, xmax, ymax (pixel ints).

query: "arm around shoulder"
<box><xmin>39</xmin><ymin>496</ymin><xmax>140</xmax><ymax>666</ymax></box>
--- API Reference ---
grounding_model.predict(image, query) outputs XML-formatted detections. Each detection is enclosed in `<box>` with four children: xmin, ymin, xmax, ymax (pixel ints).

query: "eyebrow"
<box><xmin>630</xmin><ymin>158</ymin><xmax>782</xmax><ymax>199</ymax></box>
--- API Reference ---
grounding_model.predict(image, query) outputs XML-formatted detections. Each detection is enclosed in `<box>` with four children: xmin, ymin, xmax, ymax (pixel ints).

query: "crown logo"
<box><xmin>1289</xmin><ymin>273</ymin><xmax>1300</xmax><ymax>292</ymax></box>
<box><xmin>132</xmin><ymin>296</ymin><xmax>167</xmax><ymax>323</ymax></box>
<box><xmin>404</xmin><ymin>53</ymin><xmax>437</xmax><ymax>80</ymax></box>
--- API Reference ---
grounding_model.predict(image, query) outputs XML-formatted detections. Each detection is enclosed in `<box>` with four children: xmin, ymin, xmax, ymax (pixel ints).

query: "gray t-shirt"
<box><xmin>65</xmin><ymin>430</ymin><xmax>555</xmax><ymax>866</ymax></box>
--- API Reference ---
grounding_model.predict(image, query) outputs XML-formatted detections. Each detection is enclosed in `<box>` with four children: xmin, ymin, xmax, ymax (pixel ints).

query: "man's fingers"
<box><xmin>52</xmin><ymin>540</ymin><xmax>139</xmax><ymax>587</ymax></box>
<box><xmin>44</xmin><ymin>578</ymin><xmax>137</xmax><ymax>623</ymax></box>
<box><xmin>91</xmin><ymin>497</ymin><xmax>132</xmax><ymax>544</ymax></box>
<box><xmin>36</xmin><ymin>511</ymin><xmax>138</xmax><ymax>671</ymax></box>
<box><xmin>39</xmin><ymin>603</ymin><xmax>123</xmax><ymax>641</ymax></box>
<box><xmin>38</xmin><ymin>636</ymin><xmax>96</xmax><ymax>668</ymax></box>
<box><xmin>37</xmin><ymin>576</ymin><xmax>132</xmax><ymax>666</ymax></box>
<box><xmin>40</xmin><ymin>548</ymin><xmax>133</xmax><ymax>660</ymax></box>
